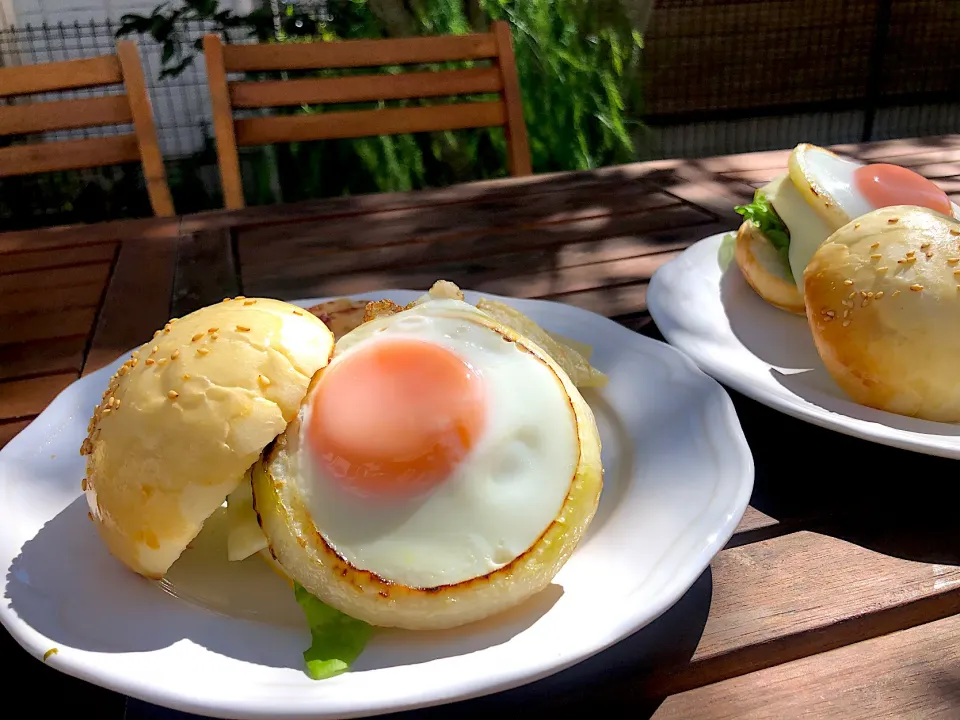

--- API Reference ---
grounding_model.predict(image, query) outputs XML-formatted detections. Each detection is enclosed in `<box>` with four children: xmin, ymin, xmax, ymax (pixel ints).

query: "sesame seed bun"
<box><xmin>733</xmin><ymin>220</ymin><xmax>806</xmax><ymax>314</ymax></box>
<box><xmin>80</xmin><ymin>298</ymin><xmax>335</xmax><ymax>579</ymax></box>
<box><xmin>803</xmin><ymin>205</ymin><xmax>960</xmax><ymax>421</ymax></box>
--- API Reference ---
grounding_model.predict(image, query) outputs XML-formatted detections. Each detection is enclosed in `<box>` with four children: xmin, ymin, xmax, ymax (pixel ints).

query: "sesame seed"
<box><xmin>132</xmin><ymin>351</ymin><xmax>140</xmax><ymax>359</ymax></box>
<box><xmin>198</xmin><ymin>347</ymin><xmax>210</xmax><ymax>356</ymax></box>
<box><xmin>871</xmin><ymin>254</ymin><xmax>882</xmax><ymax>260</ymax></box>
<box><xmin>906</xmin><ymin>251</ymin><xmax>916</xmax><ymax>257</ymax></box>
<box><xmin>145</xmin><ymin>358</ymin><xmax>156</xmax><ymax>366</ymax></box>
<box><xmin>236</xmin><ymin>325</ymin><xmax>250</xmax><ymax>332</ymax></box>
<box><xmin>293</xmin><ymin>310</ymin><xmax>303</xmax><ymax>316</ymax></box>
<box><xmin>910</xmin><ymin>284</ymin><xmax>924</xmax><ymax>291</ymax></box>
<box><xmin>208</xmin><ymin>327</ymin><xmax>219</xmax><ymax>333</ymax></box>
<box><xmin>826</xmin><ymin>310</ymin><xmax>835</xmax><ymax>317</ymax></box>
<box><xmin>81</xmin><ymin>478</ymin><xmax>87</xmax><ymax>491</ymax></box>
<box><xmin>107</xmin><ymin>396</ymin><xmax>116</xmax><ymax>407</ymax></box>
<box><xmin>191</xmin><ymin>332</ymin><xmax>204</xmax><ymax>342</ymax></box>
<box><xmin>842</xmin><ymin>320</ymin><xmax>851</xmax><ymax>327</ymax></box>
<box><xmin>257</xmin><ymin>374</ymin><xmax>271</xmax><ymax>387</ymax></box>
<box><xmin>115</xmin><ymin>400</ymin><xmax>121</xmax><ymax>409</ymax></box>
<box><xmin>210</xmin><ymin>333</ymin><xmax>219</xmax><ymax>341</ymax></box>
<box><xmin>949</xmin><ymin>258</ymin><xmax>959</xmax><ymax>265</ymax></box>
<box><xmin>878</xmin><ymin>266</ymin><xmax>888</xmax><ymax>273</ymax></box>
<box><xmin>151</xmin><ymin>345</ymin><xmax>159</xmax><ymax>354</ymax></box>
<box><xmin>854</xmin><ymin>222</ymin><xmax>861</xmax><ymax>229</ymax></box>
<box><xmin>848</xmin><ymin>291</ymin><xmax>857</xmax><ymax>299</ymax></box>
<box><xmin>244</xmin><ymin>300</ymin><xmax>256</xmax><ymax>306</ymax></box>
<box><xmin>921</xmin><ymin>242</ymin><xmax>931</xmax><ymax>249</ymax></box>
<box><xmin>843</xmin><ymin>310</ymin><xmax>849</xmax><ymax>318</ymax></box>
<box><xmin>926</xmin><ymin>252</ymin><xmax>934</xmax><ymax>259</ymax></box>
<box><xmin>893</xmin><ymin>289</ymin><xmax>901</xmax><ymax>297</ymax></box>
<box><xmin>119</xmin><ymin>365</ymin><xmax>129</xmax><ymax>376</ymax></box>
<box><xmin>875</xmin><ymin>291</ymin><xmax>884</xmax><ymax>299</ymax></box>
<box><xmin>951</xmin><ymin>229</ymin><xmax>960</xmax><ymax>236</ymax></box>
<box><xmin>183</xmin><ymin>374</ymin><xmax>190</xmax><ymax>380</ymax></box>
<box><xmin>866</xmin><ymin>291</ymin><xmax>874</xmax><ymax>298</ymax></box>
<box><xmin>163</xmin><ymin>327</ymin><xmax>171</xmax><ymax>334</ymax></box>
<box><xmin>102</xmin><ymin>408</ymin><xmax>111</xmax><ymax>415</ymax></box>
<box><xmin>236</xmin><ymin>296</ymin><xmax>246</xmax><ymax>300</ymax></box>
<box><xmin>170</xmin><ymin>318</ymin><xmax>178</xmax><ymax>323</ymax></box>
<box><xmin>168</xmin><ymin>390</ymin><xmax>179</xmax><ymax>400</ymax></box>
<box><xmin>222</xmin><ymin>298</ymin><xmax>230</xmax><ymax>303</ymax></box>
<box><xmin>153</xmin><ymin>330</ymin><xmax>161</xmax><ymax>338</ymax></box>
<box><xmin>871</xmin><ymin>242</ymin><xmax>880</xmax><ymax>249</ymax></box>
<box><xmin>888</xmin><ymin>217</ymin><xmax>899</xmax><ymax>224</ymax></box>
<box><xmin>158</xmin><ymin>358</ymin><xmax>168</xmax><ymax>366</ymax></box>
<box><xmin>844</xmin><ymin>279</ymin><xmax>854</xmax><ymax>286</ymax></box>
<box><xmin>171</xmin><ymin>349</ymin><xmax>180</xmax><ymax>360</ymax></box>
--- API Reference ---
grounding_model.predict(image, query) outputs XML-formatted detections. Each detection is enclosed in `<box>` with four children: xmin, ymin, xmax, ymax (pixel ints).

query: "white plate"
<box><xmin>648</xmin><ymin>232</ymin><xmax>960</xmax><ymax>458</ymax></box>
<box><xmin>0</xmin><ymin>290</ymin><xmax>753</xmax><ymax>720</ymax></box>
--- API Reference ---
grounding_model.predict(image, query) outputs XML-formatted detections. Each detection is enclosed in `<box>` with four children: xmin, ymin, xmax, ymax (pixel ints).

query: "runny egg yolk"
<box><xmin>853</xmin><ymin>163</ymin><xmax>953</xmax><ymax>216</ymax></box>
<box><xmin>306</xmin><ymin>337</ymin><xmax>486</xmax><ymax>498</ymax></box>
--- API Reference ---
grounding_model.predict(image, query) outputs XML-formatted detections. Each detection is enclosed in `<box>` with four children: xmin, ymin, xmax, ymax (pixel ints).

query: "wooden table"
<box><xmin>3</xmin><ymin>135</ymin><xmax>960</xmax><ymax>719</ymax></box>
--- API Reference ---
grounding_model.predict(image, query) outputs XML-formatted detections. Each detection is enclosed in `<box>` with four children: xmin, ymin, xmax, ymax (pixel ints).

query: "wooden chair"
<box><xmin>203</xmin><ymin>21</ymin><xmax>531</xmax><ymax>210</ymax></box>
<box><xmin>0</xmin><ymin>41</ymin><xmax>174</xmax><ymax>217</ymax></box>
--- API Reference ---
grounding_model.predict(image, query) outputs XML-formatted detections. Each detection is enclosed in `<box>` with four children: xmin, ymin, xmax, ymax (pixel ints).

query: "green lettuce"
<box><xmin>735</xmin><ymin>191</ymin><xmax>793</xmax><ymax>278</ymax></box>
<box><xmin>294</xmin><ymin>581</ymin><xmax>373</xmax><ymax>680</ymax></box>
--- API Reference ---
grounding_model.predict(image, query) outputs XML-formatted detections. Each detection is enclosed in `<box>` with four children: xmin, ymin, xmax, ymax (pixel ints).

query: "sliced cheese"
<box><xmin>225</xmin><ymin>469</ymin><xmax>269</xmax><ymax>561</ymax></box>
<box><xmin>764</xmin><ymin>172</ymin><xmax>838</xmax><ymax>288</ymax></box>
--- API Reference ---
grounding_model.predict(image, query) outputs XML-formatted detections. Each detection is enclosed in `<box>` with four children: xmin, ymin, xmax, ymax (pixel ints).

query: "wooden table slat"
<box><xmin>654</xmin><ymin>612</ymin><xmax>960</xmax><ymax>720</ymax></box>
<box><xmin>0</xmin><ymin>372</ymin><xmax>77</xmax><ymax>420</ymax></box>
<box><xmin>0</xmin><ymin>336</ymin><xmax>88</xmax><ymax>381</ymax></box>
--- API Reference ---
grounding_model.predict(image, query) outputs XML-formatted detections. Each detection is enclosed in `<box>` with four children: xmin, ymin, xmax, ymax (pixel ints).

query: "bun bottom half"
<box><xmin>733</xmin><ymin>221</ymin><xmax>805</xmax><ymax>315</ymax></box>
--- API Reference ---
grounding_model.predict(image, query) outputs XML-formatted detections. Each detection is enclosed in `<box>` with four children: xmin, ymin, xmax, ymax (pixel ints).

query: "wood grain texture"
<box><xmin>222</xmin><ymin>32</ymin><xmax>498</xmax><ymax>72</ymax></box>
<box><xmin>203</xmin><ymin>34</ymin><xmax>245</xmax><ymax>210</ymax></box>
<box><xmin>0</xmin><ymin>373</ymin><xmax>77</xmax><ymax>420</ymax></box>
<box><xmin>0</xmin><ymin>243</ymin><xmax>116</xmax><ymax>275</ymax></box>
<box><xmin>492</xmin><ymin>20</ymin><xmax>531</xmax><ymax>176</ymax></box>
<box><xmin>0</xmin><ymin>135</ymin><xmax>140</xmax><ymax>177</ymax></box>
<box><xmin>654</xmin><ymin>613</ymin><xmax>960</xmax><ymax>719</ymax></box>
<box><xmin>234</xmin><ymin>101</ymin><xmax>507</xmax><ymax>146</ymax></box>
<box><xmin>0</xmin><ymin>419</ymin><xmax>30</xmax><ymax>449</ymax></box>
<box><xmin>0</xmin><ymin>284</ymin><xmax>105</xmax><ymax>316</ymax></box>
<box><xmin>0</xmin><ymin>307</ymin><xmax>97</xmax><ymax>345</ymax></box>
<box><xmin>83</xmin><ymin>240</ymin><xmax>176</xmax><ymax>375</ymax></box>
<box><xmin>0</xmin><ymin>54</ymin><xmax>122</xmax><ymax>97</ymax></box>
<box><xmin>0</xmin><ymin>95</ymin><xmax>131</xmax><ymax>136</ymax></box>
<box><xmin>172</xmin><ymin>229</ymin><xmax>240</xmax><ymax>317</ymax></box>
<box><xmin>117</xmin><ymin>40</ymin><xmax>175</xmax><ymax>217</ymax></box>
<box><xmin>642</xmin><ymin>531</ymin><xmax>960</xmax><ymax>697</ymax></box>
<box><xmin>229</xmin><ymin>67</ymin><xmax>503</xmax><ymax>108</ymax></box>
<box><xmin>0</xmin><ymin>217</ymin><xmax>179</xmax><ymax>254</ymax></box>
<box><xmin>0</xmin><ymin>336</ymin><xmax>88</xmax><ymax>381</ymax></box>
<box><xmin>0</xmin><ymin>263</ymin><xmax>111</xmax><ymax>295</ymax></box>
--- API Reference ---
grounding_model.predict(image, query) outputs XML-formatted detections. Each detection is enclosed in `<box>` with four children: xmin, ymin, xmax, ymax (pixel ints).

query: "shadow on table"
<box><xmin>728</xmin><ymin>389</ymin><xmax>960</xmax><ymax>565</ymax></box>
<box><xmin>123</xmin><ymin>568</ymin><xmax>713</xmax><ymax>720</ymax></box>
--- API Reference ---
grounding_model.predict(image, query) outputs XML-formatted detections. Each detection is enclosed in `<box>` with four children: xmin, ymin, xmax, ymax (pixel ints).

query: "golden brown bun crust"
<box><xmin>734</xmin><ymin>221</ymin><xmax>806</xmax><ymax>315</ymax></box>
<box><xmin>803</xmin><ymin>205</ymin><xmax>960</xmax><ymax>421</ymax></box>
<box><xmin>81</xmin><ymin>297</ymin><xmax>335</xmax><ymax>578</ymax></box>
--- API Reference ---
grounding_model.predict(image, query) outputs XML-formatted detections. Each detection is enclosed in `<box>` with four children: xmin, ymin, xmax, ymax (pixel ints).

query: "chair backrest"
<box><xmin>0</xmin><ymin>41</ymin><xmax>174</xmax><ymax>217</ymax></box>
<box><xmin>203</xmin><ymin>21</ymin><xmax>531</xmax><ymax>210</ymax></box>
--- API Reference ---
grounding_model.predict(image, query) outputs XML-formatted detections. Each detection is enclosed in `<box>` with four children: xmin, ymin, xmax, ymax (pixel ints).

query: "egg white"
<box><xmin>291</xmin><ymin>299</ymin><xmax>580</xmax><ymax>589</ymax></box>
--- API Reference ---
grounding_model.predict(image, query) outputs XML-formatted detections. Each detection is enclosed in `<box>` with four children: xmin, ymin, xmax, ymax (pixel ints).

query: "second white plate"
<box><xmin>648</xmin><ymin>232</ymin><xmax>960</xmax><ymax>458</ymax></box>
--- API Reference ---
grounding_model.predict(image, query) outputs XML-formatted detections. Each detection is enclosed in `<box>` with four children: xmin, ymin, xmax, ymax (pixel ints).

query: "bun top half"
<box><xmin>804</xmin><ymin>205</ymin><xmax>960</xmax><ymax>420</ymax></box>
<box><xmin>81</xmin><ymin>297</ymin><xmax>334</xmax><ymax>578</ymax></box>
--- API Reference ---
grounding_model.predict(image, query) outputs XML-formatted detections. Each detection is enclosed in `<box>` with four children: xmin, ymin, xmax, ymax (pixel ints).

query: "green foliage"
<box><xmin>120</xmin><ymin>0</ymin><xmax>645</xmax><ymax>208</ymax></box>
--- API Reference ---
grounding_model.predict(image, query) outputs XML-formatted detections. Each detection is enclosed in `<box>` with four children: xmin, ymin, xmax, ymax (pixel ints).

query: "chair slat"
<box><xmin>0</xmin><ymin>95</ymin><xmax>132</xmax><ymax>136</ymax></box>
<box><xmin>234</xmin><ymin>101</ymin><xmax>507</xmax><ymax>146</ymax></box>
<box><xmin>0</xmin><ymin>135</ymin><xmax>140</xmax><ymax>177</ymax></box>
<box><xmin>0</xmin><ymin>55</ymin><xmax>123</xmax><ymax>97</ymax></box>
<box><xmin>223</xmin><ymin>32</ymin><xmax>499</xmax><ymax>72</ymax></box>
<box><xmin>229</xmin><ymin>67</ymin><xmax>503</xmax><ymax>108</ymax></box>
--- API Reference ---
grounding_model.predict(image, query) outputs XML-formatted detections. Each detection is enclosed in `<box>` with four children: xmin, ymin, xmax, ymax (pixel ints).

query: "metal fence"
<box><xmin>1</xmin><ymin>0</ymin><xmax>959</xmax><ymax>230</ymax></box>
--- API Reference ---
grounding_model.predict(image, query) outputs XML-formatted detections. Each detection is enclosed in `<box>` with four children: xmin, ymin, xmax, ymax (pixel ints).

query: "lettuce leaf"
<box><xmin>735</xmin><ymin>191</ymin><xmax>792</xmax><ymax>275</ymax></box>
<box><xmin>294</xmin><ymin>581</ymin><xmax>373</xmax><ymax>680</ymax></box>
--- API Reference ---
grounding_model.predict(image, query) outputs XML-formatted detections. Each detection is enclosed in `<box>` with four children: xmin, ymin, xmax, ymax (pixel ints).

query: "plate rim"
<box><xmin>648</xmin><ymin>232</ymin><xmax>960</xmax><ymax>459</ymax></box>
<box><xmin>0</xmin><ymin>289</ymin><xmax>754</xmax><ymax>719</ymax></box>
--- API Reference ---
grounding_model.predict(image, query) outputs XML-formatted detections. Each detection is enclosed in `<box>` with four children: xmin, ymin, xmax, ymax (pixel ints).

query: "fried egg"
<box><xmin>252</xmin><ymin>297</ymin><xmax>604</xmax><ymax>629</ymax></box>
<box><xmin>768</xmin><ymin>144</ymin><xmax>956</xmax><ymax>283</ymax></box>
